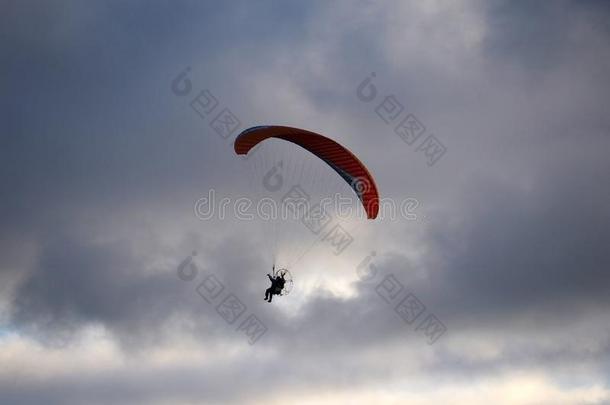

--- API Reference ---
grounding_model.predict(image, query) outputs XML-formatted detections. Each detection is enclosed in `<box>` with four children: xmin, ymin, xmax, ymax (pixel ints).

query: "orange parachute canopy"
<box><xmin>234</xmin><ymin>126</ymin><xmax>379</xmax><ymax>219</ymax></box>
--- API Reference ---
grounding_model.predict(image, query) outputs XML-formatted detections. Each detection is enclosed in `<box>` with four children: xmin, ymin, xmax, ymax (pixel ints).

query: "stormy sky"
<box><xmin>1</xmin><ymin>1</ymin><xmax>610</xmax><ymax>404</ymax></box>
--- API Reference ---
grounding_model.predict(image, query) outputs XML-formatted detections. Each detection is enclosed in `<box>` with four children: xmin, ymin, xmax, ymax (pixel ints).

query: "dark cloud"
<box><xmin>2</xmin><ymin>0</ymin><xmax>610</xmax><ymax>403</ymax></box>
<box><xmin>423</xmin><ymin>167</ymin><xmax>610</xmax><ymax>320</ymax></box>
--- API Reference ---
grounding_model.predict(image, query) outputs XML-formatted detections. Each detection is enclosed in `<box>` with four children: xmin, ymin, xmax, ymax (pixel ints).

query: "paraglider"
<box><xmin>234</xmin><ymin>125</ymin><xmax>379</xmax><ymax>302</ymax></box>
<box><xmin>264</xmin><ymin>265</ymin><xmax>291</xmax><ymax>302</ymax></box>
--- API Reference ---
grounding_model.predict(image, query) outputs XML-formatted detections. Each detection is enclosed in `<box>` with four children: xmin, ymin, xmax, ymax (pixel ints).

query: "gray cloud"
<box><xmin>2</xmin><ymin>0</ymin><xmax>610</xmax><ymax>404</ymax></box>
